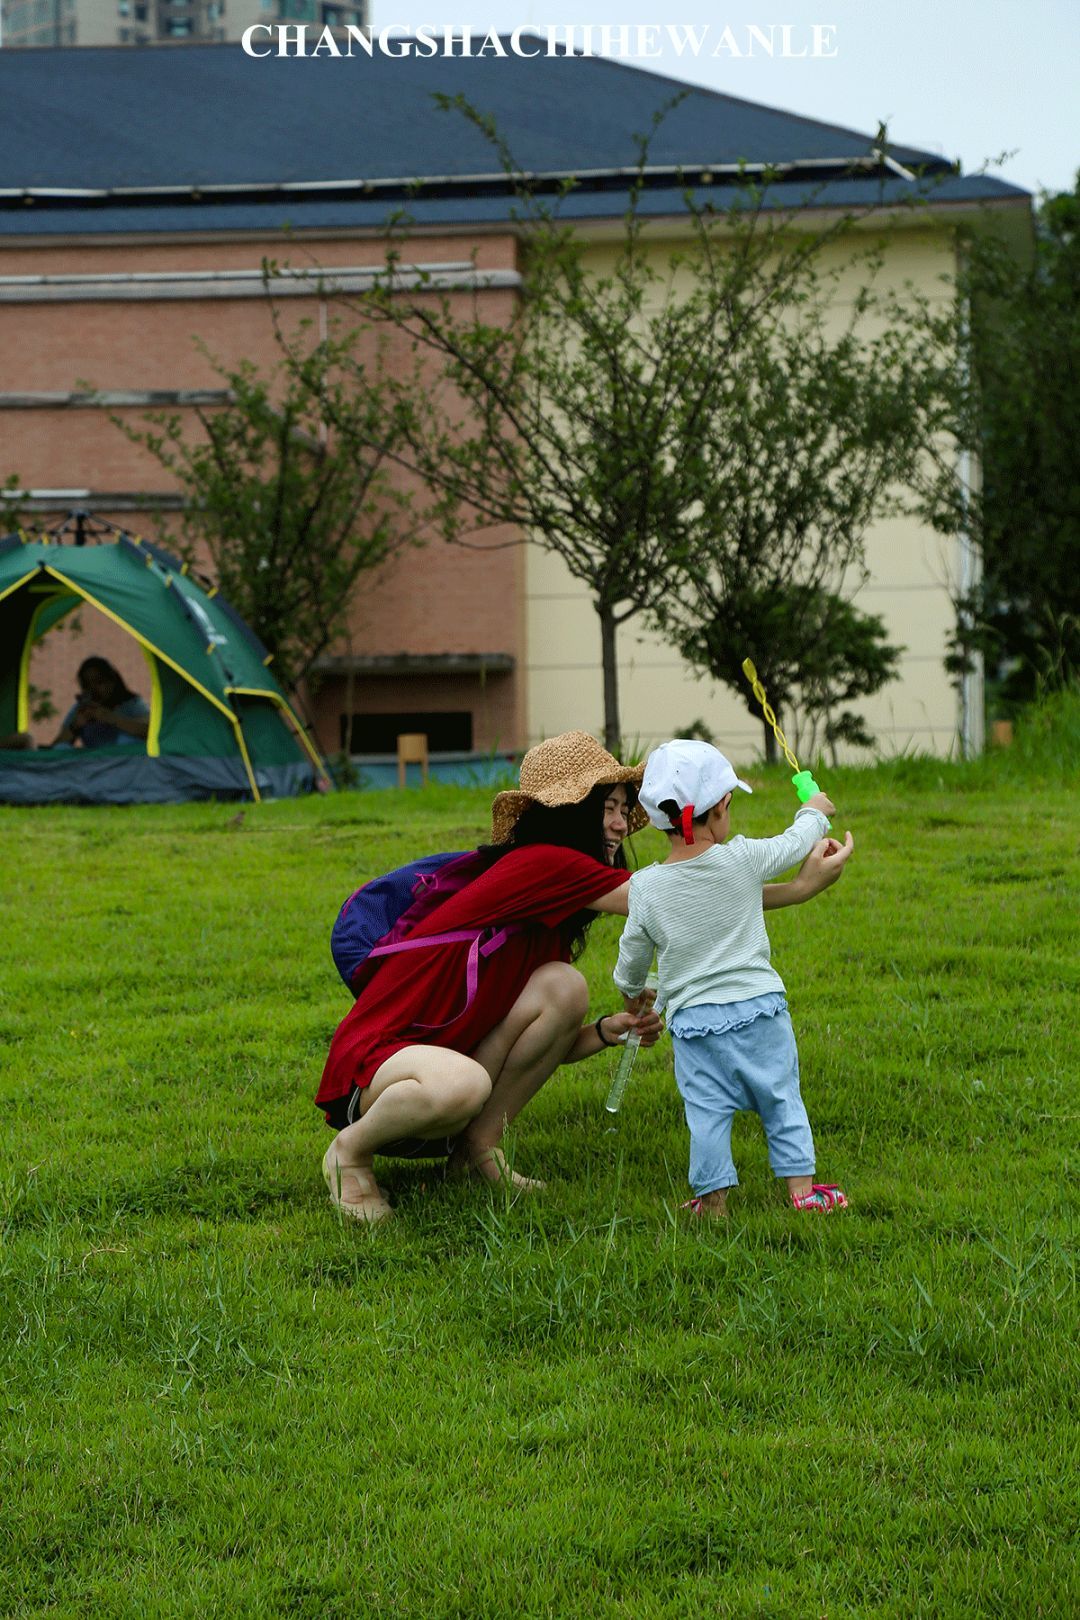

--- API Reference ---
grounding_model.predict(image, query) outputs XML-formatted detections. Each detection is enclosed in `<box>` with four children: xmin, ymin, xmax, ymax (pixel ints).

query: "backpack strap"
<box><xmin>368</xmin><ymin>923</ymin><xmax>520</xmax><ymax>1030</ymax></box>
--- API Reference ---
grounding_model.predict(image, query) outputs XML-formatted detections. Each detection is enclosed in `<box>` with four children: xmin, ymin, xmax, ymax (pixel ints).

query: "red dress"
<box><xmin>316</xmin><ymin>844</ymin><xmax>628</xmax><ymax>1121</ymax></box>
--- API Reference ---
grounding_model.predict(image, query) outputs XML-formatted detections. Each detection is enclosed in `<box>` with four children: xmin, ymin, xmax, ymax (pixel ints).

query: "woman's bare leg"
<box><xmin>324</xmin><ymin>1047</ymin><xmax>492</xmax><ymax>1218</ymax></box>
<box><xmin>448</xmin><ymin>961</ymin><xmax>589</xmax><ymax>1186</ymax></box>
<box><xmin>324</xmin><ymin>961</ymin><xmax>589</xmax><ymax>1211</ymax></box>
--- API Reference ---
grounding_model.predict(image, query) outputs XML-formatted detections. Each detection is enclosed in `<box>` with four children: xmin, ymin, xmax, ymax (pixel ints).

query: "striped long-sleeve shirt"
<box><xmin>613</xmin><ymin>806</ymin><xmax>829</xmax><ymax>1018</ymax></box>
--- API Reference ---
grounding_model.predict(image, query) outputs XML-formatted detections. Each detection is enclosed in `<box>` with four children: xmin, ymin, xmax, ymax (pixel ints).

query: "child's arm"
<box><xmin>763</xmin><ymin>832</ymin><xmax>854</xmax><ymax>908</ymax></box>
<box><xmin>740</xmin><ymin>802</ymin><xmax>833</xmax><ymax>885</ymax></box>
<box><xmin>613</xmin><ymin>899</ymin><xmax>655</xmax><ymax>1001</ymax></box>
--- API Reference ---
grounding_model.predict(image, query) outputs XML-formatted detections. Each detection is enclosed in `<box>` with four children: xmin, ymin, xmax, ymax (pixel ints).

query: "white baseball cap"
<box><xmin>639</xmin><ymin>739</ymin><xmax>752</xmax><ymax>836</ymax></box>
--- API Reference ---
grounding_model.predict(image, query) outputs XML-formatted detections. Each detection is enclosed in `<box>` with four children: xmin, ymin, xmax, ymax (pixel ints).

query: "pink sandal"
<box><xmin>791</xmin><ymin>1183</ymin><xmax>848</xmax><ymax>1212</ymax></box>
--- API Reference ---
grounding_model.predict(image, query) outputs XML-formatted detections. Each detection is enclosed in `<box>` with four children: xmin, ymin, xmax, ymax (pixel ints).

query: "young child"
<box><xmin>613</xmin><ymin>738</ymin><xmax>848</xmax><ymax>1216</ymax></box>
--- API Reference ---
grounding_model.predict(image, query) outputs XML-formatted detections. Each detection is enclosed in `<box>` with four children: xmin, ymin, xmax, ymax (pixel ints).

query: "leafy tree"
<box><xmin>115</xmin><ymin>341</ymin><xmax>418</xmax><ymax>692</ymax></box>
<box><xmin>796</xmin><ymin>598</ymin><xmax>905</xmax><ymax>762</ymax></box>
<box><xmin>672</xmin><ymin>583</ymin><xmax>902</xmax><ymax>764</ymax></box>
<box><xmin>925</xmin><ymin>176</ymin><xmax>1080</xmax><ymax>712</ymax></box>
<box><xmin>645</xmin><ymin>305</ymin><xmax>946</xmax><ymax>758</ymax></box>
<box><xmin>307</xmin><ymin>98</ymin><xmax>957</xmax><ymax>751</ymax></box>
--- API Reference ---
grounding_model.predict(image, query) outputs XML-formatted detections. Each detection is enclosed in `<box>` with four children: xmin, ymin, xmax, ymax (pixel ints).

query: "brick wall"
<box><xmin>1</xmin><ymin>231</ymin><xmax>526</xmax><ymax>756</ymax></box>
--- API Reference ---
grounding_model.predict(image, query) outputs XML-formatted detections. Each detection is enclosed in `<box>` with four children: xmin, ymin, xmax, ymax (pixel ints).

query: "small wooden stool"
<box><xmin>397</xmin><ymin>732</ymin><xmax>430</xmax><ymax>787</ymax></box>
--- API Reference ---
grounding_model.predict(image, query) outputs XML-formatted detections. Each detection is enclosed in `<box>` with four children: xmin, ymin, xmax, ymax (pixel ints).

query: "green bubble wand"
<box><xmin>741</xmin><ymin>657</ymin><xmax>825</xmax><ymax>805</ymax></box>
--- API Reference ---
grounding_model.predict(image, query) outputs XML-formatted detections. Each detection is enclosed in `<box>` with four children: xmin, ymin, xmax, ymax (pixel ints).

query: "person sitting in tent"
<box><xmin>49</xmin><ymin>657</ymin><xmax>150</xmax><ymax>750</ymax></box>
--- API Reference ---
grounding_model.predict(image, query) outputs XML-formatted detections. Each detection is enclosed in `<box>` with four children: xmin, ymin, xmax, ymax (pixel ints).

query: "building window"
<box><xmin>134</xmin><ymin>3</ymin><xmax>146</xmax><ymax>15</ymax></box>
<box><xmin>117</xmin><ymin>23</ymin><xmax>130</xmax><ymax>37</ymax></box>
<box><xmin>340</xmin><ymin>711</ymin><xmax>474</xmax><ymax>754</ymax></box>
<box><xmin>118</xmin><ymin>1</ymin><xmax>130</xmax><ymax>14</ymax></box>
<box><xmin>165</xmin><ymin>15</ymin><xmax>190</xmax><ymax>30</ymax></box>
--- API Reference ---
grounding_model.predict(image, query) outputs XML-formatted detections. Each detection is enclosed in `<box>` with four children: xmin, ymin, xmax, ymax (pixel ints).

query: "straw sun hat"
<box><xmin>490</xmin><ymin>730</ymin><xmax>648</xmax><ymax>845</ymax></box>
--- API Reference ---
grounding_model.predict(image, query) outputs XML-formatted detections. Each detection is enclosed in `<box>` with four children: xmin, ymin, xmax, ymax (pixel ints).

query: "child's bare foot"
<box><xmin>682</xmin><ymin>1188</ymin><xmax>728</xmax><ymax>1218</ymax></box>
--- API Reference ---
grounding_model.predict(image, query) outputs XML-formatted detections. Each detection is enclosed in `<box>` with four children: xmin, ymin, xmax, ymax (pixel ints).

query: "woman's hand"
<box><xmin>571</xmin><ymin>1006</ymin><xmax>660</xmax><ymax>1064</ymax></box>
<box><xmin>614</xmin><ymin>991</ymin><xmax>663</xmax><ymax>1048</ymax></box>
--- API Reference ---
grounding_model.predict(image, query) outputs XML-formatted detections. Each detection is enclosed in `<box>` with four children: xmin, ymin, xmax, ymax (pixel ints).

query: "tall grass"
<box><xmin>998</xmin><ymin>685</ymin><xmax>1080</xmax><ymax>778</ymax></box>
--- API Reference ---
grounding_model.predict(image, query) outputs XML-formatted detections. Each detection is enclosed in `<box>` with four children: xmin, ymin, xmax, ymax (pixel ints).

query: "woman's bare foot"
<box><xmin>447</xmin><ymin>1145</ymin><xmax>546</xmax><ymax>1192</ymax></box>
<box><xmin>322</xmin><ymin>1145</ymin><xmax>393</xmax><ymax>1223</ymax></box>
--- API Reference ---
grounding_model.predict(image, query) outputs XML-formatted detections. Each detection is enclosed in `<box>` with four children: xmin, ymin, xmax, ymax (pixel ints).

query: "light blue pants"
<box><xmin>672</xmin><ymin>1009</ymin><xmax>815</xmax><ymax>1195</ymax></box>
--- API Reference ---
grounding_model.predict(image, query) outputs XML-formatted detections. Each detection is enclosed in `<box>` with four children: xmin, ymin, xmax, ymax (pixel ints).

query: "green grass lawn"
<box><xmin>1</xmin><ymin>764</ymin><xmax>1077</xmax><ymax>1618</ymax></box>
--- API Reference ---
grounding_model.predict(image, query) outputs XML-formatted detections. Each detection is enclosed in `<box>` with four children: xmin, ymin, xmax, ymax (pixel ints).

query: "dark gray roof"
<box><xmin>0</xmin><ymin>43</ymin><xmax>1029</xmax><ymax>236</ymax></box>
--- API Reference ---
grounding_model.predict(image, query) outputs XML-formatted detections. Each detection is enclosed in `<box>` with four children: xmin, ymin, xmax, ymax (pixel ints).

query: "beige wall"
<box><xmin>525</xmin><ymin>224</ymin><xmax>977</xmax><ymax>761</ymax></box>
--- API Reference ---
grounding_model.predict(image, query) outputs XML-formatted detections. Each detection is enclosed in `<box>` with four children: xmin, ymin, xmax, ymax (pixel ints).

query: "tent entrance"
<box><xmin>0</xmin><ymin>528</ymin><xmax>328</xmax><ymax>804</ymax></box>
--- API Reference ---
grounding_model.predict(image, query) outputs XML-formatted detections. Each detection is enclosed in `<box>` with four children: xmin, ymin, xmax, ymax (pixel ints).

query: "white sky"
<box><xmin>379</xmin><ymin>0</ymin><xmax>1079</xmax><ymax>198</ymax></box>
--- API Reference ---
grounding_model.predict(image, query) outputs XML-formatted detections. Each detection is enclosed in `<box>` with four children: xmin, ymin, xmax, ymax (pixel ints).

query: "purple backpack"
<box><xmin>330</xmin><ymin>850</ymin><xmax>520</xmax><ymax>1028</ymax></box>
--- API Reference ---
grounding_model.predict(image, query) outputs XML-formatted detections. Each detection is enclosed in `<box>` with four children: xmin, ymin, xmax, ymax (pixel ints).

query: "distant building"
<box><xmin>0</xmin><ymin>0</ymin><xmax>365</xmax><ymax>49</ymax></box>
<box><xmin>0</xmin><ymin>45</ymin><xmax>1029</xmax><ymax>764</ymax></box>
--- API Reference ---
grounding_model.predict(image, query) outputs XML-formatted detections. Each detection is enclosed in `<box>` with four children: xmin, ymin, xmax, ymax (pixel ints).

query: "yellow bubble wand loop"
<box><xmin>741</xmin><ymin>657</ymin><xmax>824</xmax><ymax>806</ymax></box>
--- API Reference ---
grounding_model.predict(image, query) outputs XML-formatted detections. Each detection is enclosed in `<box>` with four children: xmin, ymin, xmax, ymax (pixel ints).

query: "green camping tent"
<box><xmin>0</xmin><ymin>530</ymin><xmax>328</xmax><ymax>804</ymax></box>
